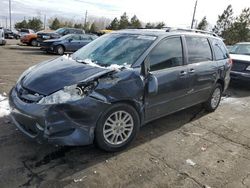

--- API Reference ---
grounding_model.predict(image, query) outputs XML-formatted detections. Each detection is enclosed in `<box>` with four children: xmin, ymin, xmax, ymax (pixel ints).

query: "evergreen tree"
<box><xmin>27</xmin><ymin>17</ymin><xmax>43</xmax><ymax>31</ymax></box>
<box><xmin>130</xmin><ymin>15</ymin><xmax>142</xmax><ymax>29</ymax></box>
<box><xmin>15</xmin><ymin>20</ymin><xmax>28</xmax><ymax>29</ymax></box>
<box><xmin>50</xmin><ymin>18</ymin><xmax>61</xmax><ymax>30</ymax></box>
<box><xmin>145</xmin><ymin>22</ymin><xmax>155</xmax><ymax>29</ymax></box>
<box><xmin>107</xmin><ymin>17</ymin><xmax>119</xmax><ymax>30</ymax></box>
<box><xmin>119</xmin><ymin>12</ymin><xmax>129</xmax><ymax>29</ymax></box>
<box><xmin>197</xmin><ymin>16</ymin><xmax>208</xmax><ymax>30</ymax></box>
<box><xmin>90</xmin><ymin>22</ymin><xmax>98</xmax><ymax>33</ymax></box>
<box><xmin>213</xmin><ymin>5</ymin><xmax>234</xmax><ymax>36</ymax></box>
<box><xmin>155</xmin><ymin>22</ymin><xmax>165</xmax><ymax>29</ymax></box>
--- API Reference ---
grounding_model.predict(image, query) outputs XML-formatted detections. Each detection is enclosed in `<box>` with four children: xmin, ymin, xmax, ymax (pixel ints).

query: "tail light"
<box><xmin>228</xmin><ymin>58</ymin><xmax>233</xmax><ymax>65</ymax></box>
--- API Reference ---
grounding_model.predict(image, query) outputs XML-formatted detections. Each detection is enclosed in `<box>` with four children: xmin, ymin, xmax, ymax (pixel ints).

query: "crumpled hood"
<box><xmin>21</xmin><ymin>57</ymin><xmax>112</xmax><ymax>95</ymax></box>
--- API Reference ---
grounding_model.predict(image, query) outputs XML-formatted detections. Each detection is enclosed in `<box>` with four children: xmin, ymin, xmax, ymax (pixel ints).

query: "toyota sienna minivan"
<box><xmin>9</xmin><ymin>29</ymin><xmax>232</xmax><ymax>151</ymax></box>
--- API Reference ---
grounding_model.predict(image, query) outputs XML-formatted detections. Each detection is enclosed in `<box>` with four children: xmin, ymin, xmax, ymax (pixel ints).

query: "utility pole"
<box><xmin>44</xmin><ymin>14</ymin><xmax>46</xmax><ymax>30</ymax></box>
<box><xmin>191</xmin><ymin>0</ymin><xmax>198</xmax><ymax>29</ymax></box>
<box><xmin>6</xmin><ymin>17</ymin><xmax>8</xmax><ymax>28</ymax></box>
<box><xmin>84</xmin><ymin>10</ymin><xmax>88</xmax><ymax>27</ymax></box>
<box><xmin>9</xmin><ymin>0</ymin><xmax>12</xmax><ymax>30</ymax></box>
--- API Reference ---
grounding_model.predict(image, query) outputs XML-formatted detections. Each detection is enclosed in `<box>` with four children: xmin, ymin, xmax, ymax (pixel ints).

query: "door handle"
<box><xmin>179</xmin><ymin>70</ymin><xmax>187</xmax><ymax>76</ymax></box>
<box><xmin>189</xmin><ymin>69</ymin><xmax>195</xmax><ymax>73</ymax></box>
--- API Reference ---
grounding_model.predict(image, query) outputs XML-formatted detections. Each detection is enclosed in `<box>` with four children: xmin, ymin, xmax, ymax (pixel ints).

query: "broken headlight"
<box><xmin>38</xmin><ymin>82</ymin><xmax>97</xmax><ymax>105</ymax></box>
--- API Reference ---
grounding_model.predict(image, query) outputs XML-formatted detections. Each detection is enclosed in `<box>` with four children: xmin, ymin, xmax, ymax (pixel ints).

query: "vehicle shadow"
<box><xmin>225</xmin><ymin>80</ymin><xmax>250</xmax><ymax>98</ymax></box>
<box><xmin>0</xmin><ymin>104</ymin><xmax>207</xmax><ymax>187</ymax></box>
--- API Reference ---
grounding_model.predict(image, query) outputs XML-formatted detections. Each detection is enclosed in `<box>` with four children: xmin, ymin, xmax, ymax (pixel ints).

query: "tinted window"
<box><xmin>70</xmin><ymin>35</ymin><xmax>80</xmax><ymax>40</ymax></box>
<box><xmin>148</xmin><ymin>37</ymin><xmax>183</xmax><ymax>71</ymax></box>
<box><xmin>186</xmin><ymin>36</ymin><xmax>212</xmax><ymax>64</ymax></box>
<box><xmin>81</xmin><ymin>35</ymin><xmax>91</xmax><ymax>40</ymax></box>
<box><xmin>212</xmin><ymin>39</ymin><xmax>228</xmax><ymax>60</ymax></box>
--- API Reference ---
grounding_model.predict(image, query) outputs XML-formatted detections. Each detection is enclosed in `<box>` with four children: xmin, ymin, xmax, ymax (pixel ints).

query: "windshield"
<box><xmin>72</xmin><ymin>33</ymin><xmax>156</xmax><ymax>66</ymax></box>
<box><xmin>230</xmin><ymin>44</ymin><xmax>250</xmax><ymax>55</ymax></box>
<box><xmin>55</xmin><ymin>28</ymin><xmax>66</xmax><ymax>35</ymax></box>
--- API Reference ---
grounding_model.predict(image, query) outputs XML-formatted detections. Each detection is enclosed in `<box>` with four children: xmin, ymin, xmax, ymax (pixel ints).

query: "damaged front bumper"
<box><xmin>9</xmin><ymin>87</ymin><xmax>110</xmax><ymax>146</ymax></box>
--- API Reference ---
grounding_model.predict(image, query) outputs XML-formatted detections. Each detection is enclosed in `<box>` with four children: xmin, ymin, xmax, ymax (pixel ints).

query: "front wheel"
<box><xmin>30</xmin><ymin>39</ymin><xmax>38</xmax><ymax>46</ymax></box>
<box><xmin>204</xmin><ymin>83</ymin><xmax>222</xmax><ymax>112</ymax></box>
<box><xmin>95</xmin><ymin>103</ymin><xmax>140</xmax><ymax>152</ymax></box>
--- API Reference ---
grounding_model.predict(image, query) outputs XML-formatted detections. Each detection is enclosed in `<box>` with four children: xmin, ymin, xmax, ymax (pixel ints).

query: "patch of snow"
<box><xmin>0</xmin><ymin>94</ymin><xmax>10</xmax><ymax>118</ymax></box>
<box><xmin>186</xmin><ymin>159</ymin><xmax>196</xmax><ymax>166</ymax></box>
<box><xmin>81</xmin><ymin>59</ymin><xmax>131</xmax><ymax>71</ymax></box>
<box><xmin>221</xmin><ymin>97</ymin><xmax>242</xmax><ymax>105</ymax></box>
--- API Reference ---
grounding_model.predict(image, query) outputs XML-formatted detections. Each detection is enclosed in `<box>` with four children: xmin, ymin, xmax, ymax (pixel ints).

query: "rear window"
<box><xmin>186</xmin><ymin>36</ymin><xmax>212</xmax><ymax>64</ymax></box>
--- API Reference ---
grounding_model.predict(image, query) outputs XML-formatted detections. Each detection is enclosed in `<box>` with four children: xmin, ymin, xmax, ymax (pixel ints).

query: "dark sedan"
<box><xmin>40</xmin><ymin>34</ymin><xmax>97</xmax><ymax>55</ymax></box>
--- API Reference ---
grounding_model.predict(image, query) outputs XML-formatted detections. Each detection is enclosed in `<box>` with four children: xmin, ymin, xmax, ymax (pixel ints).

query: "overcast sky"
<box><xmin>0</xmin><ymin>0</ymin><xmax>249</xmax><ymax>28</ymax></box>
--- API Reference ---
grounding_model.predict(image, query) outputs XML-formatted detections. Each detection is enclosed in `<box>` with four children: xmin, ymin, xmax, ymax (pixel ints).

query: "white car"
<box><xmin>0</xmin><ymin>28</ymin><xmax>6</xmax><ymax>45</ymax></box>
<box><xmin>230</xmin><ymin>42</ymin><xmax>250</xmax><ymax>81</ymax></box>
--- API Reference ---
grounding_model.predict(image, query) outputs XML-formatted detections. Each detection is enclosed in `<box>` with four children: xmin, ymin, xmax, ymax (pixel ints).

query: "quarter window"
<box><xmin>212</xmin><ymin>39</ymin><xmax>228</xmax><ymax>60</ymax></box>
<box><xmin>186</xmin><ymin>36</ymin><xmax>212</xmax><ymax>64</ymax></box>
<box><xmin>148</xmin><ymin>37</ymin><xmax>183</xmax><ymax>71</ymax></box>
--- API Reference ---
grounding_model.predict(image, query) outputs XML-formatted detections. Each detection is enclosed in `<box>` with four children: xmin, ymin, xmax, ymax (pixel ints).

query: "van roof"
<box><xmin>113</xmin><ymin>29</ymin><xmax>219</xmax><ymax>39</ymax></box>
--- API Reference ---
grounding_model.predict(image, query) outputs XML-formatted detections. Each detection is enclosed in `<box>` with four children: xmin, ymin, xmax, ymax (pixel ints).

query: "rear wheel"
<box><xmin>204</xmin><ymin>83</ymin><xmax>222</xmax><ymax>112</ymax></box>
<box><xmin>95</xmin><ymin>103</ymin><xmax>140</xmax><ymax>152</ymax></box>
<box><xmin>55</xmin><ymin>45</ymin><xmax>65</xmax><ymax>55</ymax></box>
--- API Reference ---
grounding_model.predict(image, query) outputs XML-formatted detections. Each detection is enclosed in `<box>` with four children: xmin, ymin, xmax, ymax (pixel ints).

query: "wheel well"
<box><xmin>56</xmin><ymin>45</ymin><xmax>65</xmax><ymax>50</ymax></box>
<box><xmin>112</xmin><ymin>100</ymin><xmax>142</xmax><ymax>125</ymax></box>
<box><xmin>216</xmin><ymin>79</ymin><xmax>224</xmax><ymax>90</ymax></box>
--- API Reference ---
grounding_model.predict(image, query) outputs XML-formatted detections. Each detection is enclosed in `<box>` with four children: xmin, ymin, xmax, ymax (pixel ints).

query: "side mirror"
<box><xmin>148</xmin><ymin>73</ymin><xmax>158</xmax><ymax>96</ymax></box>
<box><xmin>68</xmin><ymin>38</ymin><xmax>73</xmax><ymax>42</ymax></box>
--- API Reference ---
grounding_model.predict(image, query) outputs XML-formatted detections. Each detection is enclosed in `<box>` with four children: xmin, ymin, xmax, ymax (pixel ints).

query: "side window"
<box><xmin>186</xmin><ymin>36</ymin><xmax>212</xmax><ymax>64</ymax></box>
<box><xmin>80</xmin><ymin>35</ymin><xmax>91</xmax><ymax>40</ymax></box>
<box><xmin>212</xmin><ymin>39</ymin><xmax>228</xmax><ymax>60</ymax></box>
<box><xmin>148</xmin><ymin>37</ymin><xmax>183</xmax><ymax>71</ymax></box>
<box><xmin>70</xmin><ymin>35</ymin><xmax>80</xmax><ymax>40</ymax></box>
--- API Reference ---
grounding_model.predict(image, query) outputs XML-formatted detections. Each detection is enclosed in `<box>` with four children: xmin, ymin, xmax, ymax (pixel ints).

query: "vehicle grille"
<box><xmin>231</xmin><ymin>60</ymin><xmax>249</xmax><ymax>72</ymax></box>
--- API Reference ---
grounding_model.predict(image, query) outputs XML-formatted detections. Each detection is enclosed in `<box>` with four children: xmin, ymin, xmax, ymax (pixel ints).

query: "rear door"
<box><xmin>184</xmin><ymin>36</ymin><xmax>217</xmax><ymax>105</ymax></box>
<box><xmin>79</xmin><ymin>35</ymin><xmax>92</xmax><ymax>48</ymax></box>
<box><xmin>145</xmin><ymin>36</ymin><xmax>190</xmax><ymax>122</ymax></box>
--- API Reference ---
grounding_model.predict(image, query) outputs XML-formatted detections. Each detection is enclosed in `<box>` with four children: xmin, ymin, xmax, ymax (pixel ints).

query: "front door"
<box><xmin>145</xmin><ymin>36</ymin><xmax>190</xmax><ymax>122</ymax></box>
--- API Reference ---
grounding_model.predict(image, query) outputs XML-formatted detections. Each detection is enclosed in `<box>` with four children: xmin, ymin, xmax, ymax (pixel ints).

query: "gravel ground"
<box><xmin>0</xmin><ymin>39</ymin><xmax>250</xmax><ymax>188</ymax></box>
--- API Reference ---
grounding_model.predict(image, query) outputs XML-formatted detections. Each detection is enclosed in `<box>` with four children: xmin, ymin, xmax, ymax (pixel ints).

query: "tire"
<box><xmin>30</xmin><ymin>39</ymin><xmax>38</xmax><ymax>46</ymax></box>
<box><xmin>55</xmin><ymin>45</ymin><xmax>64</xmax><ymax>55</ymax></box>
<box><xmin>95</xmin><ymin>103</ymin><xmax>140</xmax><ymax>152</ymax></box>
<box><xmin>204</xmin><ymin>83</ymin><xmax>222</xmax><ymax>112</ymax></box>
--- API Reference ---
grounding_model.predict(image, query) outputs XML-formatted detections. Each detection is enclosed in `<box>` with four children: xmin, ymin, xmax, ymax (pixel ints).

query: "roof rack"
<box><xmin>164</xmin><ymin>27</ymin><xmax>218</xmax><ymax>37</ymax></box>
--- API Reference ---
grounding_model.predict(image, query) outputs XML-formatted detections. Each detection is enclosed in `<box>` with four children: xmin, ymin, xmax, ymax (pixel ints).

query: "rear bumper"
<box><xmin>230</xmin><ymin>71</ymin><xmax>250</xmax><ymax>81</ymax></box>
<box><xmin>9</xmin><ymin>87</ymin><xmax>110</xmax><ymax>146</ymax></box>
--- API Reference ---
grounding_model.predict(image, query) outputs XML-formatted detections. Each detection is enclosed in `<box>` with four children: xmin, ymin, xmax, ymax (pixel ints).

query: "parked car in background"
<box><xmin>18</xmin><ymin>29</ymin><xmax>35</xmax><ymax>37</ymax></box>
<box><xmin>0</xmin><ymin>28</ymin><xmax>6</xmax><ymax>45</ymax></box>
<box><xmin>2</xmin><ymin>28</ymin><xmax>20</xmax><ymax>39</ymax></box>
<box><xmin>226</xmin><ymin>45</ymin><xmax>233</xmax><ymax>52</ymax></box>
<box><xmin>37</xmin><ymin>27</ymin><xmax>85</xmax><ymax>44</ymax></box>
<box><xmin>40</xmin><ymin>34</ymin><xmax>97</xmax><ymax>55</ymax></box>
<box><xmin>20</xmin><ymin>33</ymin><xmax>38</xmax><ymax>46</ymax></box>
<box><xmin>9</xmin><ymin>29</ymin><xmax>231</xmax><ymax>151</ymax></box>
<box><xmin>230</xmin><ymin>42</ymin><xmax>250</xmax><ymax>81</ymax></box>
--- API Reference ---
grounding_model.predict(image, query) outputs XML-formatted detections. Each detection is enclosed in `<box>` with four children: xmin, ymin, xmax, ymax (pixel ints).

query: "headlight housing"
<box><xmin>38</xmin><ymin>82</ymin><xmax>97</xmax><ymax>105</ymax></box>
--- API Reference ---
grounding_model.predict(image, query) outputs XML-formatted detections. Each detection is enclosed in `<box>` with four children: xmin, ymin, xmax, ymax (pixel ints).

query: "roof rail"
<box><xmin>164</xmin><ymin>27</ymin><xmax>218</xmax><ymax>37</ymax></box>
